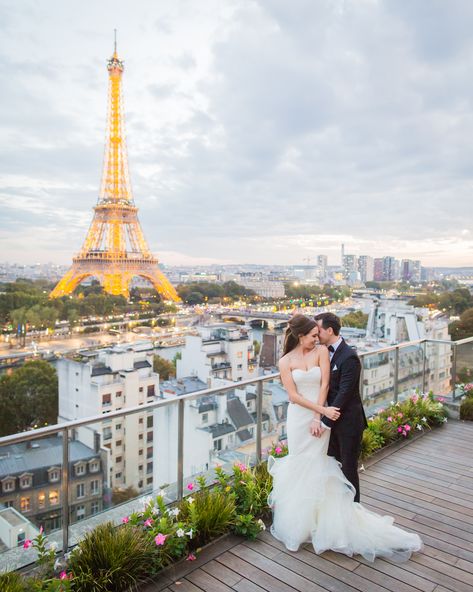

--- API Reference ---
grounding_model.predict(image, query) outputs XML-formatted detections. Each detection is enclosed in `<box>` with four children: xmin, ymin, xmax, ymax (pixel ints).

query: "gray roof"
<box><xmin>264</xmin><ymin>383</ymin><xmax>289</xmax><ymax>405</ymax></box>
<box><xmin>91</xmin><ymin>365</ymin><xmax>113</xmax><ymax>377</ymax></box>
<box><xmin>227</xmin><ymin>398</ymin><xmax>254</xmax><ymax>429</ymax></box>
<box><xmin>205</xmin><ymin>423</ymin><xmax>235</xmax><ymax>438</ymax></box>
<box><xmin>160</xmin><ymin>376</ymin><xmax>207</xmax><ymax>397</ymax></box>
<box><xmin>134</xmin><ymin>360</ymin><xmax>152</xmax><ymax>369</ymax></box>
<box><xmin>0</xmin><ymin>437</ymin><xmax>98</xmax><ymax>476</ymax></box>
<box><xmin>237</xmin><ymin>429</ymin><xmax>252</xmax><ymax>442</ymax></box>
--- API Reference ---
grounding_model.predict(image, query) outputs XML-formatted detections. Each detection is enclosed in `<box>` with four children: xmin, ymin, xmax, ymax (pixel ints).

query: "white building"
<box><xmin>177</xmin><ymin>324</ymin><xmax>256</xmax><ymax>385</ymax></box>
<box><xmin>57</xmin><ymin>342</ymin><xmax>159</xmax><ymax>492</ymax></box>
<box><xmin>239</xmin><ymin>279</ymin><xmax>285</xmax><ymax>298</ymax></box>
<box><xmin>0</xmin><ymin>507</ymin><xmax>39</xmax><ymax>549</ymax></box>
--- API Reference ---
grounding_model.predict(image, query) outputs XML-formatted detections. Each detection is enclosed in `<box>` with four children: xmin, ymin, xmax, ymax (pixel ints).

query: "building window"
<box><xmin>49</xmin><ymin>490</ymin><xmax>59</xmax><ymax>505</ymax></box>
<box><xmin>38</xmin><ymin>492</ymin><xmax>46</xmax><ymax>508</ymax></box>
<box><xmin>20</xmin><ymin>475</ymin><xmax>32</xmax><ymax>489</ymax></box>
<box><xmin>17</xmin><ymin>532</ymin><xmax>26</xmax><ymax>547</ymax></box>
<box><xmin>147</xmin><ymin>431</ymin><xmax>153</xmax><ymax>442</ymax></box>
<box><xmin>116</xmin><ymin>391</ymin><xmax>122</xmax><ymax>398</ymax></box>
<box><xmin>138</xmin><ymin>449</ymin><xmax>143</xmax><ymax>456</ymax></box>
<box><xmin>139</xmin><ymin>417</ymin><xmax>144</xmax><ymax>424</ymax></box>
<box><xmin>90</xmin><ymin>480</ymin><xmax>100</xmax><ymax>495</ymax></box>
<box><xmin>115</xmin><ymin>440</ymin><xmax>122</xmax><ymax>447</ymax></box>
<box><xmin>237</xmin><ymin>351</ymin><xmax>243</xmax><ymax>358</ymax></box>
<box><xmin>139</xmin><ymin>387</ymin><xmax>143</xmax><ymax>393</ymax></box>
<box><xmin>5</xmin><ymin>500</ymin><xmax>14</xmax><ymax>508</ymax></box>
<box><xmin>146</xmin><ymin>462</ymin><xmax>153</xmax><ymax>474</ymax></box>
<box><xmin>147</xmin><ymin>477</ymin><xmax>153</xmax><ymax>485</ymax></box>
<box><xmin>2</xmin><ymin>479</ymin><xmax>14</xmax><ymax>493</ymax></box>
<box><xmin>139</xmin><ymin>434</ymin><xmax>143</xmax><ymax>440</ymax></box>
<box><xmin>89</xmin><ymin>461</ymin><xmax>100</xmax><ymax>473</ymax></box>
<box><xmin>237</xmin><ymin>364</ymin><xmax>242</xmax><ymax>369</ymax></box>
<box><xmin>103</xmin><ymin>427</ymin><xmax>112</xmax><ymax>441</ymax></box>
<box><xmin>147</xmin><ymin>415</ymin><xmax>153</xmax><ymax>428</ymax></box>
<box><xmin>214</xmin><ymin>439</ymin><xmax>222</xmax><ymax>451</ymax></box>
<box><xmin>75</xmin><ymin>464</ymin><xmax>85</xmax><ymax>476</ymax></box>
<box><xmin>146</xmin><ymin>447</ymin><xmax>153</xmax><ymax>459</ymax></box>
<box><xmin>116</xmin><ymin>456</ymin><xmax>122</xmax><ymax>463</ymax></box>
<box><xmin>202</xmin><ymin>413</ymin><xmax>208</xmax><ymax>423</ymax></box>
<box><xmin>20</xmin><ymin>497</ymin><xmax>30</xmax><ymax>512</ymax></box>
<box><xmin>147</xmin><ymin>385</ymin><xmax>155</xmax><ymax>397</ymax></box>
<box><xmin>115</xmin><ymin>472</ymin><xmax>122</xmax><ymax>479</ymax></box>
<box><xmin>102</xmin><ymin>393</ymin><xmax>112</xmax><ymax>406</ymax></box>
<box><xmin>91</xmin><ymin>501</ymin><xmax>100</xmax><ymax>515</ymax></box>
<box><xmin>76</xmin><ymin>483</ymin><xmax>85</xmax><ymax>499</ymax></box>
<box><xmin>76</xmin><ymin>505</ymin><xmax>85</xmax><ymax>521</ymax></box>
<box><xmin>115</xmin><ymin>423</ymin><xmax>122</xmax><ymax>430</ymax></box>
<box><xmin>139</xmin><ymin>464</ymin><xmax>143</xmax><ymax>471</ymax></box>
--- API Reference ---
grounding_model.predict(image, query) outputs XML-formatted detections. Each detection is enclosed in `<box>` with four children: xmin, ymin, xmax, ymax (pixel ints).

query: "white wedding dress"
<box><xmin>268</xmin><ymin>366</ymin><xmax>423</xmax><ymax>561</ymax></box>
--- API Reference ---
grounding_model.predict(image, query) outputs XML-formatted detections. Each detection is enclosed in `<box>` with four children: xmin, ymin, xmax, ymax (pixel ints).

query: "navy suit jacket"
<box><xmin>323</xmin><ymin>338</ymin><xmax>367</xmax><ymax>435</ymax></box>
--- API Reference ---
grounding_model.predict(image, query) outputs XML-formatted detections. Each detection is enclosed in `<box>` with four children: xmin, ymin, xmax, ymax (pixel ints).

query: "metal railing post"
<box><xmin>451</xmin><ymin>342</ymin><xmax>458</xmax><ymax>400</ymax></box>
<box><xmin>61</xmin><ymin>428</ymin><xmax>69</xmax><ymax>555</ymax></box>
<box><xmin>177</xmin><ymin>398</ymin><xmax>184</xmax><ymax>500</ymax></box>
<box><xmin>393</xmin><ymin>347</ymin><xmax>399</xmax><ymax>403</ymax></box>
<box><xmin>422</xmin><ymin>340</ymin><xmax>427</xmax><ymax>393</ymax></box>
<box><xmin>256</xmin><ymin>381</ymin><xmax>263</xmax><ymax>462</ymax></box>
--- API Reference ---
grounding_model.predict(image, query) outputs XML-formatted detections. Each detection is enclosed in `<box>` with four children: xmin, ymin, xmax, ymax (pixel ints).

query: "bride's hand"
<box><xmin>324</xmin><ymin>406</ymin><xmax>340</xmax><ymax>421</ymax></box>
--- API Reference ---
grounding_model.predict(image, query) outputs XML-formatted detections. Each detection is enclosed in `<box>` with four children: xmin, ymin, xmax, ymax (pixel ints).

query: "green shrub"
<box><xmin>460</xmin><ymin>397</ymin><xmax>473</xmax><ymax>421</ymax></box>
<box><xmin>68</xmin><ymin>522</ymin><xmax>154</xmax><ymax>592</ymax></box>
<box><xmin>0</xmin><ymin>572</ymin><xmax>25</xmax><ymax>592</ymax></box>
<box><xmin>360</xmin><ymin>428</ymin><xmax>384</xmax><ymax>460</ymax></box>
<box><xmin>179</xmin><ymin>478</ymin><xmax>236</xmax><ymax>547</ymax></box>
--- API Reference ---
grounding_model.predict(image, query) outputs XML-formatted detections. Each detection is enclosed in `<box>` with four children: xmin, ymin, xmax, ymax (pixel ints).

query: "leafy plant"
<box><xmin>179</xmin><ymin>476</ymin><xmax>235</xmax><ymax>547</ymax></box>
<box><xmin>68</xmin><ymin>522</ymin><xmax>154</xmax><ymax>591</ymax></box>
<box><xmin>0</xmin><ymin>572</ymin><xmax>25</xmax><ymax>592</ymax></box>
<box><xmin>360</xmin><ymin>428</ymin><xmax>384</xmax><ymax>460</ymax></box>
<box><xmin>460</xmin><ymin>397</ymin><xmax>473</xmax><ymax>421</ymax></box>
<box><xmin>234</xmin><ymin>514</ymin><xmax>265</xmax><ymax>540</ymax></box>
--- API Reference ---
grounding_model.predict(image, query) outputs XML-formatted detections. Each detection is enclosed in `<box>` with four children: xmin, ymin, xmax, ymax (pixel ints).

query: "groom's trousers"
<box><xmin>328</xmin><ymin>430</ymin><xmax>363</xmax><ymax>503</ymax></box>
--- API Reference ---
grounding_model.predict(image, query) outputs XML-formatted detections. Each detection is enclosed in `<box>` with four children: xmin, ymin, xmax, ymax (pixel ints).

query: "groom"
<box><xmin>314</xmin><ymin>312</ymin><xmax>368</xmax><ymax>502</ymax></box>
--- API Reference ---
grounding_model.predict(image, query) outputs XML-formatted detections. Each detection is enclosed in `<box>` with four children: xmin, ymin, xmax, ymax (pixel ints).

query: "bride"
<box><xmin>268</xmin><ymin>314</ymin><xmax>423</xmax><ymax>561</ymax></box>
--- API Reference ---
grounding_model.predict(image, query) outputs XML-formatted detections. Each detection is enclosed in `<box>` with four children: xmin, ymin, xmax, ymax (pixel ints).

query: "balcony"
<box><xmin>142</xmin><ymin>419</ymin><xmax>473</xmax><ymax>592</ymax></box>
<box><xmin>0</xmin><ymin>336</ymin><xmax>471</xmax><ymax>585</ymax></box>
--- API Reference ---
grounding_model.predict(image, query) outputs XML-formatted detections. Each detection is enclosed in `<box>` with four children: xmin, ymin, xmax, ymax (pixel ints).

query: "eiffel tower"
<box><xmin>50</xmin><ymin>40</ymin><xmax>179</xmax><ymax>301</ymax></box>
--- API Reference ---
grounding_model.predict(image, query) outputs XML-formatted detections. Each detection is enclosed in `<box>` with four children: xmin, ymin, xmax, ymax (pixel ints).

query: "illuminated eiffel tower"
<box><xmin>50</xmin><ymin>39</ymin><xmax>179</xmax><ymax>301</ymax></box>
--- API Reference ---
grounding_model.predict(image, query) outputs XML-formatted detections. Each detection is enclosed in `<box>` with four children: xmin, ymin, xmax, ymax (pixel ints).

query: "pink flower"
<box><xmin>187</xmin><ymin>483</ymin><xmax>194</xmax><ymax>491</ymax></box>
<box><xmin>387</xmin><ymin>416</ymin><xmax>392</xmax><ymax>422</ymax></box>
<box><xmin>39</xmin><ymin>526</ymin><xmax>44</xmax><ymax>534</ymax></box>
<box><xmin>404</xmin><ymin>424</ymin><xmax>411</xmax><ymax>431</ymax></box>
<box><xmin>121</xmin><ymin>517</ymin><xmax>129</xmax><ymax>524</ymax></box>
<box><xmin>275</xmin><ymin>446</ymin><xmax>282</xmax><ymax>454</ymax></box>
<box><xmin>155</xmin><ymin>533</ymin><xmax>167</xmax><ymax>546</ymax></box>
<box><xmin>397</xmin><ymin>427</ymin><xmax>403</xmax><ymax>433</ymax></box>
<box><xmin>411</xmin><ymin>394</ymin><xmax>419</xmax><ymax>403</ymax></box>
<box><xmin>59</xmin><ymin>571</ymin><xmax>70</xmax><ymax>580</ymax></box>
<box><xmin>144</xmin><ymin>518</ymin><xmax>153</xmax><ymax>527</ymax></box>
<box><xmin>23</xmin><ymin>539</ymin><xmax>33</xmax><ymax>549</ymax></box>
<box><xmin>186</xmin><ymin>553</ymin><xmax>196</xmax><ymax>561</ymax></box>
<box><xmin>437</xmin><ymin>397</ymin><xmax>445</xmax><ymax>403</ymax></box>
<box><xmin>402</xmin><ymin>430</ymin><xmax>407</xmax><ymax>437</ymax></box>
<box><xmin>236</xmin><ymin>462</ymin><xmax>248</xmax><ymax>471</ymax></box>
<box><xmin>397</xmin><ymin>413</ymin><xmax>403</xmax><ymax>418</ymax></box>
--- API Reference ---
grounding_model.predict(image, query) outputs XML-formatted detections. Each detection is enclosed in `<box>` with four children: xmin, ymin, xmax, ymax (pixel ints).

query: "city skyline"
<box><xmin>1</xmin><ymin>1</ymin><xmax>473</xmax><ymax>267</ymax></box>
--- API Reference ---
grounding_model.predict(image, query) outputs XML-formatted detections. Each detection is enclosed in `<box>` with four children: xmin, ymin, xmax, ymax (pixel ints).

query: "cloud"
<box><xmin>0</xmin><ymin>0</ymin><xmax>472</xmax><ymax>267</ymax></box>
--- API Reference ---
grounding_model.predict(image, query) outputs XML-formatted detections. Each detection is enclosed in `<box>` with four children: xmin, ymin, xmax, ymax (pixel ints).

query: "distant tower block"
<box><xmin>50</xmin><ymin>40</ymin><xmax>179</xmax><ymax>301</ymax></box>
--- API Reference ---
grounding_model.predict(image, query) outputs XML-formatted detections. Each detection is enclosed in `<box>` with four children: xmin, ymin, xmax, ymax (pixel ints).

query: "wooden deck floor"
<box><xmin>145</xmin><ymin>420</ymin><xmax>473</xmax><ymax>592</ymax></box>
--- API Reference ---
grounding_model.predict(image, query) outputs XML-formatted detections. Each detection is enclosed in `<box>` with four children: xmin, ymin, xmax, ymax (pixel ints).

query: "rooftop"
<box><xmin>143</xmin><ymin>420</ymin><xmax>473</xmax><ymax>592</ymax></box>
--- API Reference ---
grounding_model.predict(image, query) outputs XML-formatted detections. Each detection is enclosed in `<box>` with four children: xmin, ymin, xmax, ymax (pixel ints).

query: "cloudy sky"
<box><xmin>1</xmin><ymin>0</ymin><xmax>472</xmax><ymax>267</ymax></box>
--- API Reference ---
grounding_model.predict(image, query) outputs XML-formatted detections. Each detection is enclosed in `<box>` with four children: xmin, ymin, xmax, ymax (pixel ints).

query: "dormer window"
<box><xmin>2</xmin><ymin>478</ymin><xmax>15</xmax><ymax>493</ymax></box>
<box><xmin>75</xmin><ymin>462</ymin><xmax>86</xmax><ymax>477</ymax></box>
<box><xmin>19</xmin><ymin>473</ymin><xmax>33</xmax><ymax>489</ymax></box>
<box><xmin>89</xmin><ymin>460</ymin><xmax>100</xmax><ymax>473</ymax></box>
<box><xmin>48</xmin><ymin>468</ymin><xmax>60</xmax><ymax>483</ymax></box>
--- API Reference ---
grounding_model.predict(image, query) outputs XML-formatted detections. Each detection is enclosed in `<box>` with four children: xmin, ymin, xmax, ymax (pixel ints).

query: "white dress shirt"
<box><xmin>321</xmin><ymin>337</ymin><xmax>343</xmax><ymax>429</ymax></box>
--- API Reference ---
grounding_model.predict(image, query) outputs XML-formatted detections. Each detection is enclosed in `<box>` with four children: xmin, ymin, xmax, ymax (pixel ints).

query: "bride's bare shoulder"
<box><xmin>278</xmin><ymin>353</ymin><xmax>291</xmax><ymax>370</ymax></box>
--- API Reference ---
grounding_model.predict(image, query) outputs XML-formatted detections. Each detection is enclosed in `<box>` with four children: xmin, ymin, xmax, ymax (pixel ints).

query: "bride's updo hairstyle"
<box><xmin>282</xmin><ymin>314</ymin><xmax>316</xmax><ymax>356</ymax></box>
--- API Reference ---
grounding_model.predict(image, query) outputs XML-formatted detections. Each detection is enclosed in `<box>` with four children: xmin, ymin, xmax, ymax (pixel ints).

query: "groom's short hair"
<box><xmin>314</xmin><ymin>312</ymin><xmax>341</xmax><ymax>336</ymax></box>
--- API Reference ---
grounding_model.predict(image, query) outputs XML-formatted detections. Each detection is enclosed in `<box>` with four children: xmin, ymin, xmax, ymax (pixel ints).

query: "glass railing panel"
<box><xmin>397</xmin><ymin>343</ymin><xmax>425</xmax><ymax>401</ymax></box>
<box><xmin>261</xmin><ymin>376</ymin><xmax>288</xmax><ymax>459</ymax></box>
<box><xmin>454</xmin><ymin>337</ymin><xmax>473</xmax><ymax>398</ymax></box>
<box><xmin>360</xmin><ymin>349</ymin><xmax>396</xmax><ymax>416</ymax></box>
<box><xmin>0</xmin><ymin>431</ymin><xmax>65</xmax><ymax>571</ymax></box>
<box><xmin>424</xmin><ymin>340</ymin><xmax>453</xmax><ymax>399</ymax></box>
<box><xmin>67</xmin><ymin>403</ymin><xmax>177</xmax><ymax>547</ymax></box>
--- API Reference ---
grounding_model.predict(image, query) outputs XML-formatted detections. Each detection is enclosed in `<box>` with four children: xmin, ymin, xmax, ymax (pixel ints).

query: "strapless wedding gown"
<box><xmin>268</xmin><ymin>366</ymin><xmax>423</xmax><ymax>561</ymax></box>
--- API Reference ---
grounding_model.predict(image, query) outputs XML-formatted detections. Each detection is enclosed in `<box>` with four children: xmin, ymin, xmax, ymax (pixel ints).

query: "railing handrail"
<box><xmin>1</xmin><ymin>336</ymin><xmax>470</xmax><ymax>448</ymax></box>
